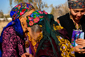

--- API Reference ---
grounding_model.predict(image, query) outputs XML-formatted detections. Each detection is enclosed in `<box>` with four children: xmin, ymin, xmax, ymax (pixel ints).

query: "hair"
<box><xmin>21</xmin><ymin>7</ymin><xmax>35</xmax><ymax>17</ymax></box>
<box><xmin>31</xmin><ymin>24</ymin><xmax>42</xmax><ymax>34</ymax></box>
<box><xmin>21</xmin><ymin>10</ymin><xmax>30</xmax><ymax>17</ymax></box>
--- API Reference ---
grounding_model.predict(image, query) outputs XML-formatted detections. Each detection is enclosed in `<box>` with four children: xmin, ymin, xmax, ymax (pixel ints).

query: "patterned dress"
<box><xmin>2</xmin><ymin>26</ymin><xmax>25</xmax><ymax>57</ymax></box>
<box><xmin>27</xmin><ymin>25</ymin><xmax>75</xmax><ymax>57</ymax></box>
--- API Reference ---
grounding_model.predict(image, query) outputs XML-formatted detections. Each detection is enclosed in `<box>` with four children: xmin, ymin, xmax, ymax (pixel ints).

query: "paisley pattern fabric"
<box><xmin>2</xmin><ymin>26</ymin><xmax>25</xmax><ymax>57</ymax></box>
<box><xmin>68</xmin><ymin>0</ymin><xmax>85</xmax><ymax>9</ymax></box>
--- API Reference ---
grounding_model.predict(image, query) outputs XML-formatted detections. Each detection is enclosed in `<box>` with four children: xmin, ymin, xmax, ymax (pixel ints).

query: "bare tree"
<box><xmin>9</xmin><ymin>0</ymin><xmax>49</xmax><ymax>10</ymax></box>
<box><xmin>0</xmin><ymin>10</ymin><xmax>4</xmax><ymax>18</ymax></box>
<box><xmin>50</xmin><ymin>2</ymin><xmax>69</xmax><ymax>20</ymax></box>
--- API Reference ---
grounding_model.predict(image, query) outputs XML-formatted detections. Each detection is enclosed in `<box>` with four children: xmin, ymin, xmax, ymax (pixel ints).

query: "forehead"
<box><xmin>25</xmin><ymin>9</ymin><xmax>35</xmax><ymax>16</ymax></box>
<box><xmin>71</xmin><ymin>8</ymin><xmax>85</xmax><ymax>11</ymax></box>
<box><xmin>68</xmin><ymin>0</ymin><xmax>82</xmax><ymax>1</ymax></box>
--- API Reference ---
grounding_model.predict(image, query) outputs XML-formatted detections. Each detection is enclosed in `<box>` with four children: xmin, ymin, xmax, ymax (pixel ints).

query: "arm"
<box><xmin>17</xmin><ymin>36</ymin><xmax>25</xmax><ymax>56</ymax></box>
<box><xmin>2</xmin><ymin>26</ymin><xmax>24</xmax><ymax>57</ymax></box>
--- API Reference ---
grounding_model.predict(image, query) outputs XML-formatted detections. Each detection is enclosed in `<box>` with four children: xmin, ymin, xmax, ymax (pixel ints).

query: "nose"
<box><xmin>77</xmin><ymin>12</ymin><xmax>81</xmax><ymax>17</ymax></box>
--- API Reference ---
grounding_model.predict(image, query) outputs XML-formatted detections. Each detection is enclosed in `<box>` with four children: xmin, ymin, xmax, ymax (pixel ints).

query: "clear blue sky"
<box><xmin>0</xmin><ymin>0</ymin><xmax>67</xmax><ymax>14</ymax></box>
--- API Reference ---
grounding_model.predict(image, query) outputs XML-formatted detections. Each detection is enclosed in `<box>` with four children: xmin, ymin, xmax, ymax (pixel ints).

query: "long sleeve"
<box><xmin>17</xmin><ymin>35</ymin><xmax>25</xmax><ymax>56</ymax></box>
<box><xmin>2</xmin><ymin>26</ymin><xmax>25</xmax><ymax>57</ymax></box>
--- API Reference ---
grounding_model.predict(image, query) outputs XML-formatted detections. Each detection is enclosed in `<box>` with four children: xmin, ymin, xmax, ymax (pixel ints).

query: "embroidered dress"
<box><xmin>2</xmin><ymin>26</ymin><xmax>25</xmax><ymax>57</ymax></box>
<box><xmin>28</xmin><ymin>32</ymin><xmax>43</xmax><ymax>56</ymax></box>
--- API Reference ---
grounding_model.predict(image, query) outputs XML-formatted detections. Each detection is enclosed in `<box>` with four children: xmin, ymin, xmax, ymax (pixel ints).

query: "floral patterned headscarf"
<box><xmin>26</xmin><ymin>10</ymin><xmax>48</xmax><ymax>27</ymax></box>
<box><xmin>10</xmin><ymin>2</ymin><xmax>34</xmax><ymax>20</ymax></box>
<box><xmin>68</xmin><ymin>0</ymin><xmax>85</xmax><ymax>9</ymax></box>
<box><xmin>9</xmin><ymin>2</ymin><xmax>34</xmax><ymax>37</ymax></box>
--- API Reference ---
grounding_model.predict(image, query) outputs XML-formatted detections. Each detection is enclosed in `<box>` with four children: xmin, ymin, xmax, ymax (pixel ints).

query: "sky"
<box><xmin>0</xmin><ymin>0</ymin><xmax>67</xmax><ymax>14</ymax></box>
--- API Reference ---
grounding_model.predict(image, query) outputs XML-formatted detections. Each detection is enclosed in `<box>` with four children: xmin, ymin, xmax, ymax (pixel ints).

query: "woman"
<box><xmin>21</xmin><ymin>10</ymin><xmax>75</xmax><ymax>57</ymax></box>
<box><xmin>57</xmin><ymin>0</ymin><xmax>85</xmax><ymax>56</ymax></box>
<box><xmin>1</xmin><ymin>2</ymin><xmax>35</xmax><ymax>57</ymax></box>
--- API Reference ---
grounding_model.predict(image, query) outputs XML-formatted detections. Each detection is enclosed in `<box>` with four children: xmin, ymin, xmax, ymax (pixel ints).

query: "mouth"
<box><xmin>76</xmin><ymin>17</ymin><xmax>81</xmax><ymax>19</ymax></box>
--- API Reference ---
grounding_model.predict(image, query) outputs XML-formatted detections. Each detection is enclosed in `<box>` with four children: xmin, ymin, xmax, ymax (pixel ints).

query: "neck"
<box><xmin>70</xmin><ymin>14</ymin><xmax>80</xmax><ymax>24</ymax></box>
<box><xmin>31</xmin><ymin>31</ymin><xmax>42</xmax><ymax>41</ymax></box>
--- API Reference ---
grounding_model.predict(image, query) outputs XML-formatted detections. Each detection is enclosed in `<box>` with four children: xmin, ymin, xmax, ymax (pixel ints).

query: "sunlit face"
<box><xmin>70</xmin><ymin>8</ymin><xmax>85</xmax><ymax>21</ymax></box>
<box><xmin>19</xmin><ymin>9</ymin><xmax>35</xmax><ymax>32</ymax></box>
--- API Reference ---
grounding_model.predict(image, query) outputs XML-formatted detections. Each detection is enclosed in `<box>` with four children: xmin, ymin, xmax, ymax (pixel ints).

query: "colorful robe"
<box><xmin>2</xmin><ymin>26</ymin><xmax>25</xmax><ymax>57</ymax></box>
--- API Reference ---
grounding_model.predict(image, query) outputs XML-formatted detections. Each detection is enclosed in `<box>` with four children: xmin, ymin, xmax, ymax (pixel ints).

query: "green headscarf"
<box><xmin>26</xmin><ymin>10</ymin><xmax>62</xmax><ymax>57</ymax></box>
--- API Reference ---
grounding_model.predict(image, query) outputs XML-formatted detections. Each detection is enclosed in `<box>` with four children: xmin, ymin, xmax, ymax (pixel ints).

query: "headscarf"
<box><xmin>26</xmin><ymin>10</ymin><xmax>48</xmax><ymax>27</ymax></box>
<box><xmin>10</xmin><ymin>2</ymin><xmax>34</xmax><ymax>37</ymax></box>
<box><xmin>68</xmin><ymin>0</ymin><xmax>85</xmax><ymax>9</ymax></box>
<box><xmin>10</xmin><ymin>2</ymin><xmax>34</xmax><ymax>20</ymax></box>
<box><xmin>26</xmin><ymin>10</ymin><xmax>62</xmax><ymax>57</ymax></box>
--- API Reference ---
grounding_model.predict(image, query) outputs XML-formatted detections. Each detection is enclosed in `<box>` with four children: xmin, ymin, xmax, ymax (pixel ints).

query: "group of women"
<box><xmin>0</xmin><ymin>0</ymin><xmax>85</xmax><ymax>57</ymax></box>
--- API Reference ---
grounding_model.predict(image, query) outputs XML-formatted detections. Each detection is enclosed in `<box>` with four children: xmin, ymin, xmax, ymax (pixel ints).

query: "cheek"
<box><xmin>81</xmin><ymin>13</ymin><xmax>85</xmax><ymax>15</ymax></box>
<box><xmin>71</xmin><ymin>11</ymin><xmax>76</xmax><ymax>16</ymax></box>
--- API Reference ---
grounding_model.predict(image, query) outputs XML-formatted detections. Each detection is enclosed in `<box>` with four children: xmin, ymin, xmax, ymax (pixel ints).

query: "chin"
<box><xmin>75</xmin><ymin>18</ymin><xmax>81</xmax><ymax>21</ymax></box>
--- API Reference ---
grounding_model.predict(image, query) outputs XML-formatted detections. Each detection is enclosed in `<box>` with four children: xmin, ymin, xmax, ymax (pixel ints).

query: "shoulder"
<box><xmin>3</xmin><ymin>26</ymin><xmax>16</xmax><ymax>35</ymax></box>
<box><xmin>57</xmin><ymin>13</ymin><xmax>69</xmax><ymax>20</ymax></box>
<box><xmin>81</xmin><ymin>15</ymin><xmax>85</xmax><ymax>22</ymax></box>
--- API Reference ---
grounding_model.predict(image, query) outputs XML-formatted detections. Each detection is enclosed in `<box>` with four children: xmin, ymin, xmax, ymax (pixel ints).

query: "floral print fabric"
<box><xmin>68</xmin><ymin>0</ymin><xmax>85</xmax><ymax>9</ymax></box>
<box><xmin>10</xmin><ymin>2</ymin><xmax>34</xmax><ymax>20</ymax></box>
<box><xmin>57</xmin><ymin>36</ymin><xmax>75</xmax><ymax>57</ymax></box>
<box><xmin>26</xmin><ymin>10</ymin><xmax>48</xmax><ymax>27</ymax></box>
<box><xmin>2</xmin><ymin>26</ymin><xmax>25</xmax><ymax>57</ymax></box>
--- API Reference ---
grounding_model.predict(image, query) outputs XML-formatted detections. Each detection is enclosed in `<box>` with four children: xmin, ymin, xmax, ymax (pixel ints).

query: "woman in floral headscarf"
<box><xmin>57</xmin><ymin>0</ymin><xmax>85</xmax><ymax>57</ymax></box>
<box><xmin>1</xmin><ymin>2</ymin><xmax>35</xmax><ymax>57</ymax></box>
<box><xmin>21</xmin><ymin>10</ymin><xmax>75</xmax><ymax>57</ymax></box>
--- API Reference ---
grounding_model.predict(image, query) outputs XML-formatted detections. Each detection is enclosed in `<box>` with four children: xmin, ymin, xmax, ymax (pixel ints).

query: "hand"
<box><xmin>73</xmin><ymin>45</ymin><xmax>83</xmax><ymax>54</ymax></box>
<box><xmin>76</xmin><ymin>39</ymin><xmax>85</xmax><ymax>46</ymax></box>
<box><xmin>80</xmin><ymin>49</ymin><xmax>85</xmax><ymax>54</ymax></box>
<box><xmin>21</xmin><ymin>53</ymin><xmax>33</xmax><ymax>57</ymax></box>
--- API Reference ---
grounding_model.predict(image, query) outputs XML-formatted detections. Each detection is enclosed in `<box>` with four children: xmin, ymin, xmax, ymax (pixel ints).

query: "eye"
<box><xmin>81</xmin><ymin>10</ymin><xmax>85</xmax><ymax>13</ymax></box>
<box><xmin>74</xmin><ymin>10</ymin><xmax>79</xmax><ymax>13</ymax></box>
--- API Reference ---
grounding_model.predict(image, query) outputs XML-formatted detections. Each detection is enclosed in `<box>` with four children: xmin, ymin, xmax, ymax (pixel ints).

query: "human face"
<box><xmin>70</xmin><ymin>8</ymin><xmax>85</xmax><ymax>21</ymax></box>
<box><xmin>19</xmin><ymin>9</ymin><xmax>35</xmax><ymax>32</ymax></box>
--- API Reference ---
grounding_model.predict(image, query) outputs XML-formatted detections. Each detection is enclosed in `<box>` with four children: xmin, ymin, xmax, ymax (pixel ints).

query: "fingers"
<box><xmin>76</xmin><ymin>39</ymin><xmax>85</xmax><ymax>45</ymax></box>
<box><xmin>29</xmin><ymin>54</ymin><xmax>33</xmax><ymax>57</ymax></box>
<box><xmin>78</xmin><ymin>48</ymin><xmax>85</xmax><ymax>54</ymax></box>
<box><xmin>21</xmin><ymin>53</ymin><xmax>33</xmax><ymax>57</ymax></box>
<box><xmin>21</xmin><ymin>54</ymin><xmax>26</xmax><ymax>57</ymax></box>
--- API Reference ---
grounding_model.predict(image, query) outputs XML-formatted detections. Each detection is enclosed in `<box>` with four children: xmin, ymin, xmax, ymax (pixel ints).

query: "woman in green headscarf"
<box><xmin>21</xmin><ymin>10</ymin><xmax>75</xmax><ymax>57</ymax></box>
